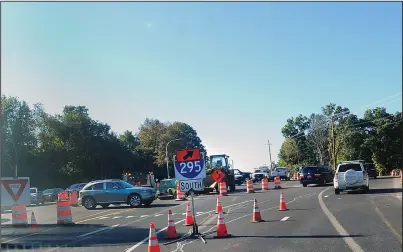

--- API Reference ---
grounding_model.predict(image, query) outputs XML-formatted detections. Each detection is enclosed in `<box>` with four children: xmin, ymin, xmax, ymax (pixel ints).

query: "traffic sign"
<box><xmin>174</xmin><ymin>148</ymin><xmax>206</xmax><ymax>181</ymax></box>
<box><xmin>176</xmin><ymin>149</ymin><xmax>201</xmax><ymax>162</ymax></box>
<box><xmin>1</xmin><ymin>177</ymin><xmax>30</xmax><ymax>207</ymax></box>
<box><xmin>179</xmin><ymin>179</ymin><xmax>204</xmax><ymax>192</ymax></box>
<box><xmin>211</xmin><ymin>169</ymin><xmax>226</xmax><ymax>183</ymax></box>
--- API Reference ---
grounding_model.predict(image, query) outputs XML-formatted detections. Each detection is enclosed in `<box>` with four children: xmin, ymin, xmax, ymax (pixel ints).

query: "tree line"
<box><xmin>278</xmin><ymin>103</ymin><xmax>402</xmax><ymax>175</ymax></box>
<box><xmin>1</xmin><ymin>96</ymin><xmax>206</xmax><ymax>189</ymax></box>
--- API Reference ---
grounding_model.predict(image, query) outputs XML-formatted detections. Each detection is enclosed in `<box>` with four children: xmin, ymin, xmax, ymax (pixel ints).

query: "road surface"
<box><xmin>1</xmin><ymin>177</ymin><xmax>401</xmax><ymax>252</ymax></box>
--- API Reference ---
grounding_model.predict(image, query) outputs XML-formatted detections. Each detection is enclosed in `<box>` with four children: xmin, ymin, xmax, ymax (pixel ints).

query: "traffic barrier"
<box><xmin>261</xmin><ymin>178</ymin><xmax>269</xmax><ymax>191</ymax></box>
<box><xmin>246</xmin><ymin>180</ymin><xmax>254</xmax><ymax>193</ymax></box>
<box><xmin>70</xmin><ymin>190</ymin><xmax>79</xmax><ymax>207</ymax></box>
<box><xmin>165</xmin><ymin>209</ymin><xmax>178</xmax><ymax>239</ymax></box>
<box><xmin>251</xmin><ymin>198</ymin><xmax>263</xmax><ymax>222</ymax></box>
<box><xmin>274</xmin><ymin>177</ymin><xmax>281</xmax><ymax>189</ymax></box>
<box><xmin>215</xmin><ymin>195</ymin><xmax>224</xmax><ymax>214</ymax></box>
<box><xmin>148</xmin><ymin>222</ymin><xmax>161</xmax><ymax>252</ymax></box>
<box><xmin>219</xmin><ymin>182</ymin><xmax>228</xmax><ymax>196</ymax></box>
<box><xmin>11</xmin><ymin>205</ymin><xmax>28</xmax><ymax>227</ymax></box>
<box><xmin>279</xmin><ymin>191</ymin><xmax>288</xmax><ymax>211</ymax></box>
<box><xmin>56</xmin><ymin>200</ymin><xmax>74</xmax><ymax>225</ymax></box>
<box><xmin>30</xmin><ymin>212</ymin><xmax>37</xmax><ymax>230</ymax></box>
<box><xmin>175</xmin><ymin>186</ymin><xmax>186</xmax><ymax>201</ymax></box>
<box><xmin>58</xmin><ymin>191</ymin><xmax>69</xmax><ymax>201</ymax></box>
<box><xmin>184</xmin><ymin>201</ymin><xmax>194</xmax><ymax>226</ymax></box>
<box><xmin>214</xmin><ymin>211</ymin><xmax>231</xmax><ymax>238</ymax></box>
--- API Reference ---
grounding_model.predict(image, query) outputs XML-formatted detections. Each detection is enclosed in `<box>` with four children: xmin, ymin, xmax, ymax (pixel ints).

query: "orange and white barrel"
<box><xmin>11</xmin><ymin>205</ymin><xmax>28</xmax><ymax>226</ymax></box>
<box><xmin>246</xmin><ymin>180</ymin><xmax>254</xmax><ymax>193</ymax></box>
<box><xmin>70</xmin><ymin>190</ymin><xmax>79</xmax><ymax>207</ymax></box>
<box><xmin>56</xmin><ymin>200</ymin><xmax>73</xmax><ymax>225</ymax></box>
<box><xmin>261</xmin><ymin>178</ymin><xmax>269</xmax><ymax>191</ymax></box>
<box><xmin>219</xmin><ymin>182</ymin><xmax>228</xmax><ymax>196</ymax></box>
<box><xmin>274</xmin><ymin>177</ymin><xmax>281</xmax><ymax>189</ymax></box>
<box><xmin>175</xmin><ymin>186</ymin><xmax>186</xmax><ymax>201</ymax></box>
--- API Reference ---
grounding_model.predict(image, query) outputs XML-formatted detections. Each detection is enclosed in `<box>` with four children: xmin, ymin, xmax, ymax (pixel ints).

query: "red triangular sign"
<box><xmin>2</xmin><ymin>179</ymin><xmax>28</xmax><ymax>202</ymax></box>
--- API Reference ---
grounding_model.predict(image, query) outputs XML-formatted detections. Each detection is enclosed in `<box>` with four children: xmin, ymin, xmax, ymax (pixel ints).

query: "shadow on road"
<box><xmin>216</xmin><ymin>234</ymin><xmax>365</xmax><ymax>239</ymax></box>
<box><xmin>369</xmin><ymin>188</ymin><xmax>402</xmax><ymax>194</ymax></box>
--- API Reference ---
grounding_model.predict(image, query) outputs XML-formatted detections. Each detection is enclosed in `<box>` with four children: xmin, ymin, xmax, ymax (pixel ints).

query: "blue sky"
<box><xmin>2</xmin><ymin>3</ymin><xmax>402</xmax><ymax>171</ymax></box>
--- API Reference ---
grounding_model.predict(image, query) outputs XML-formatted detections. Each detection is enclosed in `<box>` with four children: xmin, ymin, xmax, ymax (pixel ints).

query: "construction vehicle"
<box><xmin>205</xmin><ymin>154</ymin><xmax>236</xmax><ymax>192</ymax></box>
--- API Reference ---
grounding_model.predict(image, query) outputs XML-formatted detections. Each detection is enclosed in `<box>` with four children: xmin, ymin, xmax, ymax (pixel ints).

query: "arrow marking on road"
<box><xmin>280</xmin><ymin>216</ymin><xmax>290</xmax><ymax>221</ymax></box>
<box><xmin>324</xmin><ymin>195</ymin><xmax>329</xmax><ymax>198</ymax></box>
<box><xmin>78</xmin><ymin>224</ymin><xmax>120</xmax><ymax>238</ymax></box>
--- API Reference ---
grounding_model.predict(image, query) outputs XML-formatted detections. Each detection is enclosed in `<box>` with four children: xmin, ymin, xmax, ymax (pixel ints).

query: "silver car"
<box><xmin>79</xmin><ymin>179</ymin><xmax>156</xmax><ymax>210</ymax></box>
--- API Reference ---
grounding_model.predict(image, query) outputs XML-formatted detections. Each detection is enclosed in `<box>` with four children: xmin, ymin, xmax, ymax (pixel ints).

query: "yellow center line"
<box><xmin>1</xmin><ymin>208</ymin><xmax>136</xmax><ymax>244</ymax></box>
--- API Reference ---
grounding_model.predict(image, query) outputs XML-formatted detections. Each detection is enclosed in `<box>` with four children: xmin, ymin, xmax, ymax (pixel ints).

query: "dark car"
<box><xmin>300</xmin><ymin>165</ymin><xmax>334</xmax><ymax>187</ymax></box>
<box><xmin>242</xmin><ymin>172</ymin><xmax>252</xmax><ymax>181</ymax></box>
<box><xmin>66</xmin><ymin>183</ymin><xmax>88</xmax><ymax>195</ymax></box>
<box><xmin>363</xmin><ymin>163</ymin><xmax>377</xmax><ymax>179</ymax></box>
<box><xmin>42</xmin><ymin>188</ymin><xmax>64</xmax><ymax>202</ymax></box>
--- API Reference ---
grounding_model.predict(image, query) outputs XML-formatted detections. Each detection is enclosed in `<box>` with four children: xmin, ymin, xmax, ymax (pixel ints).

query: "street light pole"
<box><xmin>166</xmin><ymin>138</ymin><xmax>181</xmax><ymax>179</ymax></box>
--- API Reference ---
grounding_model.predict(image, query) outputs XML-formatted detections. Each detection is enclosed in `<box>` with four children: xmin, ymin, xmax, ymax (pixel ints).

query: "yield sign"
<box><xmin>2</xmin><ymin>179</ymin><xmax>28</xmax><ymax>202</ymax></box>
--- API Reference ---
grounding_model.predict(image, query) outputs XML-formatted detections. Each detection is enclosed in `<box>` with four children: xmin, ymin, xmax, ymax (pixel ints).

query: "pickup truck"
<box><xmin>269</xmin><ymin>167</ymin><xmax>290</xmax><ymax>181</ymax></box>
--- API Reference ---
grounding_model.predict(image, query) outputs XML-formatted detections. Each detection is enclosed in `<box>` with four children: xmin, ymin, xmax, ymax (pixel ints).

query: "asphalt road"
<box><xmin>1</xmin><ymin>177</ymin><xmax>401</xmax><ymax>252</ymax></box>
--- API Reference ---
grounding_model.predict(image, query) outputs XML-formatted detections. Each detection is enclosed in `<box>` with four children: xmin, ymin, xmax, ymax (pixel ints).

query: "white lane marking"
<box><xmin>196</xmin><ymin>212</ymin><xmax>204</xmax><ymax>215</ymax></box>
<box><xmin>77</xmin><ymin>224</ymin><xmax>119</xmax><ymax>238</ymax></box>
<box><xmin>318</xmin><ymin>188</ymin><xmax>364</xmax><ymax>252</ymax></box>
<box><xmin>154</xmin><ymin>214</ymin><xmax>163</xmax><ymax>217</ymax></box>
<box><xmin>324</xmin><ymin>195</ymin><xmax>329</xmax><ymax>198</ymax></box>
<box><xmin>280</xmin><ymin>216</ymin><xmax>290</xmax><ymax>221</ymax></box>
<box><xmin>140</xmin><ymin>215</ymin><xmax>148</xmax><ymax>218</ymax></box>
<box><xmin>126</xmin><ymin>216</ymin><xmax>135</xmax><ymax>219</ymax></box>
<box><xmin>181</xmin><ymin>213</ymin><xmax>186</xmax><ymax>215</ymax></box>
<box><xmin>112</xmin><ymin>216</ymin><xmax>122</xmax><ymax>219</ymax></box>
<box><xmin>231</xmin><ymin>196</ymin><xmax>238</xmax><ymax>202</ymax></box>
<box><xmin>337</xmin><ymin>198</ymin><xmax>342</xmax><ymax>200</ymax></box>
<box><xmin>98</xmin><ymin>216</ymin><xmax>109</xmax><ymax>220</ymax></box>
<box><xmin>125</xmin><ymin>199</ymin><xmax>255</xmax><ymax>252</ymax></box>
<box><xmin>172</xmin><ymin>213</ymin><xmax>177</xmax><ymax>215</ymax></box>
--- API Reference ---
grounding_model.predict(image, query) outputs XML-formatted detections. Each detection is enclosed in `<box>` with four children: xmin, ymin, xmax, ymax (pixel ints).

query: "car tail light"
<box><xmin>314</xmin><ymin>174</ymin><xmax>321</xmax><ymax>177</ymax></box>
<box><xmin>300</xmin><ymin>174</ymin><xmax>304</xmax><ymax>179</ymax></box>
<box><xmin>334</xmin><ymin>173</ymin><xmax>338</xmax><ymax>182</ymax></box>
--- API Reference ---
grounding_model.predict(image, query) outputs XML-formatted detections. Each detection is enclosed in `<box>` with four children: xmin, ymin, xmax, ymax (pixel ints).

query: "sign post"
<box><xmin>174</xmin><ymin>148</ymin><xmax>206</xmax><ymax>243</ymax></box>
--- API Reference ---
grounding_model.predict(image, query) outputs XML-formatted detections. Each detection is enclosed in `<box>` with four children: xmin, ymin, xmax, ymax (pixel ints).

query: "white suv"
<box><xmin>334</xmin><ymin>161</ymin><xmax>369</xmax><ymax>194</ymax></box>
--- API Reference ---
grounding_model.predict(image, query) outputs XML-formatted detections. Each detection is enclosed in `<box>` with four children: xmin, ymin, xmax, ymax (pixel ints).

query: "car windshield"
<box><xmin>30</xmin><ymin>188</ymin><xmax>37</xmax><ymax>193</ymax></box>
<box><xmin>42</xmin><ymin>189</ymin><xmax>54</xmax><ymax>194</ymax></box>
<box><xmin>116</xmin><ymin>181</ymin><xmax>134</xmax><ymax>189</ymax></box>
<box><xmin>338</xmin><ymin>164</ymin><xmax>363</xmax><ymax>172</ymax></box>
<box><xmin>254</xmin><ymin>170</ymin><xmax>262</xmax><ymax>173</ymax></box>
<box><xmin>302</xmin><ymin>167</ymin><xmax>319</xmax><ymax>173</ymax></box>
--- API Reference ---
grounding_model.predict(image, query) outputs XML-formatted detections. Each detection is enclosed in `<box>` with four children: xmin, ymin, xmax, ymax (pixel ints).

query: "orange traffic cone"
<box><xmin>214</xmin><ymin>211</ymin><xmax>231</xmax><ymax>238</ymax></box>
<box><xmin>215</xmin><ymin>195</ymin><xmax>224</xmax><ymax>214</ymax></box>
<box><xmin>30</xmin><ymin>212</ymin><xmax>38</xmax><ymax>230</ymax></box>
<box><xmin>148</xmin><ymin>222</ymin><xmax>161</xmax><ymax>252</ymax></box>
<box><xmin>251</xmin><ymin>198</ymin><xmax>264</xmax><ymax>222</ymax></box>
<box><xmin>184</xmin><ymin>201</ymin><xmax>194</xmax><ymax>226</ymax></box>
<box><xmin>165</xmin><ymin>209</ymin><xmax>178</xmax><ymax>239</ymax></box>
<box><xmin>279</xmin><ymin>191</ymin><xmax>288</xmax><ymax>211</ymax></box>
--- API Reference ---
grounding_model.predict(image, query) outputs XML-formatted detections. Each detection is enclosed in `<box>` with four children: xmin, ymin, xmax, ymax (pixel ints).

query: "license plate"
<box><xmin>307</xmin><ymin>175</ymin><xmax>312</xmax><ymax>179</ymax></box>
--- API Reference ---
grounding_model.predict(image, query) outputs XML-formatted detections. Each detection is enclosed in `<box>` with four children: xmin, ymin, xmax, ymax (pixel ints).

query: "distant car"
<box><xmin>269</xmin><ymin>167</ymin><xmax>289</xmax><ymax>181</ymax></box>
<box><xmin>300</xmin><ymin>165</ymin><xmax>334</xmax><ymax>187</ymax></box>
<box><xmin>30</xmin><ymin>187</ymin><xmax>44</xmax><ymax>205</ymax></box>
<box><xmin>334</xmin><ymin>161</ymin><xmax>369</xmax><ymax>194</ymax></box>
<box><xmin>66</xmin><ymin>183</ymin><xmax>87</xmax><ymax>195</ymax></box>
<box><xmin>79</xmin><ymin>179</ymin><xmax>156</xmax><ymax>210</ymax></box>
<box><xmin>233</xmin><ymin>169</ymin><xmax>245</xmax><ymax>185</ymax></box>
<box><xmin>242</xmin><ymin>172</ymin><xmax>252</xmax><ymax>181</ymax></box>
<box><xmin>363</xmin><ymin>163</ymin><xmax>377</xmax><ymax>179</ymax></box>
<box><xmin>42</xmin><ymin>188</ymin><xmax>64</xmax><ymax>202</ymax></box>
<box><xmin>252</xmin><ymin>169</ymin><xmax>268</xmax><ymax>183</ymax></box>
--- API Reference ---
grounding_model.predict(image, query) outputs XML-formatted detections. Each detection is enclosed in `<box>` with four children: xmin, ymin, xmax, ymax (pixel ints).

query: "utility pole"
<box><xmin>165</xmin><ymin>138</ymin><xmax>181</xmax><ymax>179</ymax></box>
<box><xmin>330</xmin><ymin>117</ymin><xmax>336</xmax><ymax>170</ymax></box>
<box><xmin>267</xmin><ymin>140</ymin><xmax>272</xmax><ymax>169</ymax></box>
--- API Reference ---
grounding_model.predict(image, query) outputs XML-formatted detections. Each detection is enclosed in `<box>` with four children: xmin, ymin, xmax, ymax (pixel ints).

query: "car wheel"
<box><xmin>128</xmin><ymin>194</ymin><xmax>142</xmax><ymax>207</ymax></box>
<box><xmin>302</xmin><ymin>184</ymin><xmax>307</xmax><ymax>187</ymax></box>
<box><xmin>335</xmin><ymin>188</ymin><xmax>340</xmax><ymax>195</ymax></box>
<box><xmin>373</xmin><ymin>176</ymin><xmax>377</xmax><ymax>179</ymax></box>
<box><xmin>363</xmin><ymin>186</ymin><xmax>370</xmax><ymax>194</ymax></box>
<box><xmin>100</xmin><ymin>204</ymin><xmax>110</xmax><ymax>209</ymax></box>
<box><xmin>83</xmin><ymin>197</ymin><xmax>96</xmax><ymax>210</ymax></box>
